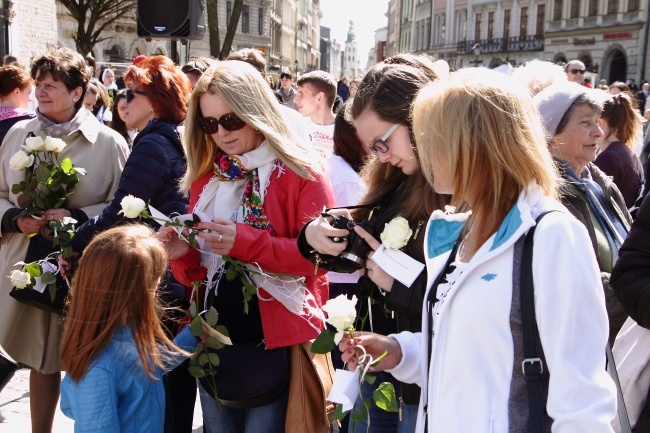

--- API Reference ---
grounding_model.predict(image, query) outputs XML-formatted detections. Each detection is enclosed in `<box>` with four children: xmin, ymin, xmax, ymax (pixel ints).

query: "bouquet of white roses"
<box><xmin>10</xmin><ymin>134</ymin><xmax>85</xmax><ymax>221</ymax></box>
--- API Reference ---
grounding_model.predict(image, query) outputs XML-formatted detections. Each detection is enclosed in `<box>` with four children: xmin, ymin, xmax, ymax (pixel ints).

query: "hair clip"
<box><xmin>384</xmin><ymin>57</ymin><xmax>394</xmax><ymax>65</ymax></box>
<box><xmin>612</xmin><ymin>94</ymin><xmax>621</xmax><ymax>105</ymax></box>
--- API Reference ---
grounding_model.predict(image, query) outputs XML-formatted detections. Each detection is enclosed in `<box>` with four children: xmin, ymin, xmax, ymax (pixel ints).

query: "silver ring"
<box><xmin>217</xmin><ymin>234</ymin><xmax>223</xmax><ymax>243</ymax></box>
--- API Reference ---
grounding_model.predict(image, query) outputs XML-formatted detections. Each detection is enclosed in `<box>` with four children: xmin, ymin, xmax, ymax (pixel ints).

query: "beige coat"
<box><xmin>0</xmin><ymin>113</ymin><xmax>129</xmax><ymax>373</ymax></box>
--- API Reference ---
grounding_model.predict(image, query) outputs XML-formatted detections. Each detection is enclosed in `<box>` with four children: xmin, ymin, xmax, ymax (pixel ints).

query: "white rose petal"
<box><xmin>322</xmin><ymin>294</ymin><xmax>358</xmax><ymax>343</ymax></box>
<box><xmin>119</xmin><ymin>195</ymin><xmax>147</xmax><ymax>218</ymax></box>
<box><xmin>9</xmin><ymin>269</ymin><xmax>32</xmax><ymax>289</ymax></box>
<box><xmin>380</xmin><ymin>216</ymin><xmax>413</xmax><ymax>250</ymax></box>
<box><xmin>44</xmin><ymin>136</ymin><xmax>66</xmax><ymax>153</ymax></box>
<box><xmin>22</xmin><ymin>136</ymin><xmax>45</xmax><ymax>152</ymax></box>
<box><xmin>62</xmin><ymin>217</ymin><xmax>77</xmax><ymax>226</ymax></box>
<box><xmin>75</xmin><ymin>167</ymin><xmax>87</xmax><ymax>176</ymax></box>
<box><xmin>9</xmin><ymin>151</ymin><xmax>34</xmax><ymax>171</ymax></box>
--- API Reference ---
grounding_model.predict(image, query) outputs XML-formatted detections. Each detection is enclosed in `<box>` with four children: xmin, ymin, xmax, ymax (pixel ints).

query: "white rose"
<box><xmin>9</xmin><ymin>269</ymin><xmax>32</xmax><ymax>289</ymax></box>
<box><xmin>9</xmin><ymin>151</ymin><xmax>34</xmax><ymax>171</ymax></box>
<box><xmin>380</xmin><ymin>216</ymin><xmax>413</xmax><ymax>250</ymax></box>
<box><xmin>22</xmin><ymin>136</ymin><xmax>45</xmax><ymax>152</ymax></box>
<box><xmin>62</xmin><ymin>217</ymin><xmax>78</xmax><ymax>226</ymax></box>
<box><xmin>44</xmin><ymin>136</ymin><xmax>66</xmax><ymax>153</ymax></box>
<box><xmin>119</xmin><ymin>195</ymin><xmax>147</xmax><ymax>218</ymax></box>
<box><xmin>322</xmin><ymin>294</ymin><xmax>358</xmax><ymax>344</ymax></box>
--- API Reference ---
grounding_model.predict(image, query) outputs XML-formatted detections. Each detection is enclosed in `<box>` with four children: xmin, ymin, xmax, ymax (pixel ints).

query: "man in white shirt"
<box><xmin>294</xmin><ymin>71</ymin><xmax>337</xmax><ymax>158</ymax></box>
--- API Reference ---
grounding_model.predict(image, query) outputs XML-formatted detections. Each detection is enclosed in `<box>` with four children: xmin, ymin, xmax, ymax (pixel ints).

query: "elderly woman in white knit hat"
<box><xmin>533</xmin><ymin>82</ymin><xmax>632</xmax><ymax>344</ymax></box>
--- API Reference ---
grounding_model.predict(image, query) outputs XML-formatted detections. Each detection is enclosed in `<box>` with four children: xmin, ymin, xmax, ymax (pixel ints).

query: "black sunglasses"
<box><xmin>569</xmin><ymin>69</ymin><xmax>586</xmax><ymax>74</ymax></box>
<box><xmin>197</xmin><ymin>113</ymin><xmax>247</xmax><ymax>134</ymax></box>
<box><xmin>126</xmin><ymin>89</ymin><xmax>147</xmax><ymax>103</ymax></box>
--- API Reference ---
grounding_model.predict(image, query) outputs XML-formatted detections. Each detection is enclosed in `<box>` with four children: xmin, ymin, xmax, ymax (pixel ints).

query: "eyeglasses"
<box><xmin>369</xmin><ymin>123</ymin><xmax>400</xmax><ymax>154</ymax></box>
<box><xmin>197</xmin><ymin>112</ymin><xmax>247</xmax><ymax>134</ymax></box>
<box><xmin>569</xmin><ymin>69</ymin><xmax>586</xmax><ymax>74</ymax></box>
<box><xmin>126</xmin><ymin>89</ymin><xmax>147</xmax><ymax>103</ymax></box>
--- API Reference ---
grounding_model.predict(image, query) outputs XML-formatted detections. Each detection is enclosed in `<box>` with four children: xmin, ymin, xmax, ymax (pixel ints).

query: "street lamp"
<box><xmin>470</xmin><ymin>43</ymin><xmax>482</xmax><ymax>67</ymax></box>
<box><xmin>294</xmin><ymin>60</ymin><xmax>299</xmax><ymax>76</ymax></box>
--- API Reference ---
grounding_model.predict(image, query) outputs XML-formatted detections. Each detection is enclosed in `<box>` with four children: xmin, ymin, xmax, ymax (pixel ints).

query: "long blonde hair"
<box><xmin>413</xmin><ymin>68</ymin><xmax>558</xmax><ymax>252</ymax></box>
<box><xmin>181</xmin><ymin>60</ymin><xmax>323</xmax><ymax>193</ymax></box>
<box><xmin>61</xmin><ymin>225</ymin><xmax>187</xmax><ymax>381</ymax></box>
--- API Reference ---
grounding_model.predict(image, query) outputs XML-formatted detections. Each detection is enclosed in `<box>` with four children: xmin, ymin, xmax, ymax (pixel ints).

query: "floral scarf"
<box><xmin>213</xmin><ymin>149</ymin><xmax>274</xmax><ymax>234</ymax></box>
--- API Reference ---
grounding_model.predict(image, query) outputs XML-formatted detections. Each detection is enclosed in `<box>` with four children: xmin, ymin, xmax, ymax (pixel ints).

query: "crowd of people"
<box><xmin>0</xmin><ymin>45</ymin><xmax>649</xmax><ymax>433</ymax></box>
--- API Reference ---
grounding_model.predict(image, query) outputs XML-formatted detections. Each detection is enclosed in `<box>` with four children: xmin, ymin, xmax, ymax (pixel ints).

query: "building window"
<box><xmin>259</xmin><ymin>8</ymin><xmax>264</xmax><ymax>35</ymax></box>
<box><xmin>553</xmin><ymin>0</ymin><xmax>563</xmax><ymax>20</ymax></box>
<box><xmin>588</xmin><ymin>0</ymin><xmax>598</xmax><ymax>15</ymax></box>
<box><xmin>607</xmin><ymin>0</ymin><xmax>617</xmax><ymax>13</ymax></box>
<box><xmin>536</xmin><ymin>4</ymin><xmax>545</xmax><ymax>34</ymax></box>
<box><xmin>475</xmin><ymin>13</ymin><xmax>482</xmax><ymax>40</ymax></box>
<box><xmin>226</xmin><ymin>1</ymin><xmax>231</xmax><ymax>26</ymax></box>
<box><xmin>488</xmin><ymin>11</ymin><xmax>494</xmax><ymax>40</ymax></box>
<box><xmin>440</xmin><ymin>14</ymin><xmax>445</xmax><ymax>45</ymax></box>
<box><xmin>520</xmin><ymin>7</ymin><xmax>528</xmax><ymax>37</ymax></box>
<box><xmin>456</xmin><ymin>10</ymin><xmax>467</xmax><ymax>42</ymax></box>
<box><xmin>628</xmin><ymin>0</ymin><xmax>638</xmax><ymax>10</ymax></box>
<box><xmin>570</xmin><ymin>0</ymin><xmax>580</xmax><ymax>18</ymax></box>
<box><xmin>503</xmin><ymin>9</ymin><xmax>511</xmax><ymax>39</ymax></box>
<box><xmin>242</xmin><ymin>5</ymin><xmax>249</xmax><ymax>33</ymax></box>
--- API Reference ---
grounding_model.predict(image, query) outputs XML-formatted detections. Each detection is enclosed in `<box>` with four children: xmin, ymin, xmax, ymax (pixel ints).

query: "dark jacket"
<box><xmin>611</xmin><ymin>192</ymin><xmax>650</xmax><ymax>433</ymax></box>
<box><xmin>594</xmin><ymin>141</ymin><xmax>643</xmax><ymax>208</ymax></box>
<box><xmin>558</xmin><ymin>161</ymin><xmax>632</xmax><ymax>343</ymax></box>
<box><xmin>0</xmin><ymin>114</ymin><xmax>35</xmax><ymax>145</ymax></box>
<box><xmin>70</xmin><ymin>120</ymin><xmax>188</xmax><ymax>296</ymax></box>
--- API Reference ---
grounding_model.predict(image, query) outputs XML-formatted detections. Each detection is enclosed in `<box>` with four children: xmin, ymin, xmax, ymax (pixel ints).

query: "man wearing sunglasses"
<box><xmin>565</xmin><ymin>59</ymin><xmax>587</xmax><ymax>84</ymax></box>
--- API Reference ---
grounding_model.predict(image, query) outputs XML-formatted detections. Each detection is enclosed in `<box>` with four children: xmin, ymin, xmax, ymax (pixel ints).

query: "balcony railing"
<box><xmin>549</xmin><ymin>20</ymin><xmax>563</xmax><ymax>29</ymax></box>
<box><xmin>584</xmin><ymin>16</ymin><xmax>598</xmax><ymax>26</ymax></box>
<box><xmin>603</xmin><ymin>13</ymin><xmax>618</xmax><ymax>23</ymax></box>
<box><xmin>623</xmin><ymin>11</ymin><xmax>639</xmax><ymax>21</ymax></box>
<box><xmin>566</xmin><ymin>18</ymin><xmax>579</xmax><ymax>28</ymax></box>
<box><xmin>456</xmin><ymin>35</ymin><xmax>544</xmax><ymax>54</ymax></box>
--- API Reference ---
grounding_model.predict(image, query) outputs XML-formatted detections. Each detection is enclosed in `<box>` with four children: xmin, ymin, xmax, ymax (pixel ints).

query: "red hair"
<box><xmin>61</xmin><ymin>225</ymin><xmax>188</xmax><ymax>382</ymax></box>
<box><xmin>124</xmin><ymin>55</ymin><xmax>192</xmax><ymax>124</ymax></box>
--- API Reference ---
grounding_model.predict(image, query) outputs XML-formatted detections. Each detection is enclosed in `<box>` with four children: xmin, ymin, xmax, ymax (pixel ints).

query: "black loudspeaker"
<box><xmin>137</xmin><ymin>0</ymin><xmax>205</xmax><ymax>40</ymax></box>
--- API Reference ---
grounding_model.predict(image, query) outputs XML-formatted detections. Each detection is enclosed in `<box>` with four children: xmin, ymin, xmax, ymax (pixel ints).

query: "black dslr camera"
<box><xmin>327</xmin><ymin>214</ymin><xmax>375</xmax><ymax>270</ymax></box>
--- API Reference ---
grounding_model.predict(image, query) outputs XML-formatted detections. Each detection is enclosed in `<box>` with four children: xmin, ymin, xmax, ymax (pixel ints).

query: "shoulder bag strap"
<box><xmin>607</xmin><ymin>343</ymin><xmax>633</xmax><ymax>433</ymax></box>
<box><xmin>521</xmin><ymin>211</ymin><xmax>554</xmax><ymax>433</ymax></box>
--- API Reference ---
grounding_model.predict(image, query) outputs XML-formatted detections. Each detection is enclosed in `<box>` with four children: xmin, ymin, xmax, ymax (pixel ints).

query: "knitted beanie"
<box><xmin>533</xmin><ymin>82</ymin><xmax>591</xmax><ymax>137</ymax></box>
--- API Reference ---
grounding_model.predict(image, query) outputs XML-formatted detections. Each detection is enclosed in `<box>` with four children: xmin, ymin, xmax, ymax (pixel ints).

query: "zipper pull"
<box><xmin>399</xmin><ymin>396</ymin><xmax>404</xmax><ymax>421</ymax></box>
<box><xmin>413</xmin><ymin>220</ymin><xmax>424</xmax><ymax>240</ymax></box>
<box><xmin>313</xmin><ymin>254</ymin><xmax>322</xmax><ymax>275</ymax></box>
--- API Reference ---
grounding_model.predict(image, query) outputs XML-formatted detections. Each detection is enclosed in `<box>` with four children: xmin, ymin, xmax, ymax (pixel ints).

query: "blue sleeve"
<box><xmin>62</xmin><ymin>367</ymin><xmax>120</xmax><ymax>433</ymax></box>
<box><xmin>70</xmin><ymin>134</ymin><xmax>174</xmax><ymax>252</ymax></box>
<box><xmin>160</xmin><ymin>326</ymin><xmax>198</xmax><ymax>373</ymax></box>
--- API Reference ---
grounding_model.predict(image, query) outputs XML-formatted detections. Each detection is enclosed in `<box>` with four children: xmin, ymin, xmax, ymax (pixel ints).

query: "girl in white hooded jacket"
<box><xmin>342</xmin><ymin>68</ymin><xmax>617</xmax><ymax>433</ymax></box>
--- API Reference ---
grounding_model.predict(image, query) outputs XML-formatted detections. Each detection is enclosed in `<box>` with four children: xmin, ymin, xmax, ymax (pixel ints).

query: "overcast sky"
<box><xmin>320</xmin><ymin>0</ymin><xmax>390</xmax><ymax>63</ymax></box>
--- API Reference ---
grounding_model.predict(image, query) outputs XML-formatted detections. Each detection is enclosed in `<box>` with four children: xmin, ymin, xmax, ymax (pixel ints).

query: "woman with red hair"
<box><xmin>59</xmin><ymin>55</ymin><xmax>195</xmax><ymax>432</ymax></box>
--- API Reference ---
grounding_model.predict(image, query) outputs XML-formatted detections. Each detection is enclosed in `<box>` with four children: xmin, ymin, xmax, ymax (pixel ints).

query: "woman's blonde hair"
<box><xmin>181</xmin><ymin>60</ymin><xmax>322</xmax><ymax>192</ymax></box>
<box><xmin>413</xmin><ymin>68</ymin><xmax>558</xmax><ymax>251</ymax></box>
<box><xmin>61</xmin><ymin>225</ymin><xmax>187</xmax><ymax>382</ymax></box>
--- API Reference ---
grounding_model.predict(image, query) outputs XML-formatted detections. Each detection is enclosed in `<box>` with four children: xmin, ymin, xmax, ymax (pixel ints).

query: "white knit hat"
<box><xmin>533</xmin><ymin>82</ymin><xmax>600</xmax><ymax>137</ymax></box>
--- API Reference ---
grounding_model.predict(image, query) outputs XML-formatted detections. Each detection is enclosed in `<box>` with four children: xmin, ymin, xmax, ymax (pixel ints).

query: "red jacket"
<box><xmin>171</xmin><ymin>165</ymin><xmax>335</xmax><ymax>349</ymax></box>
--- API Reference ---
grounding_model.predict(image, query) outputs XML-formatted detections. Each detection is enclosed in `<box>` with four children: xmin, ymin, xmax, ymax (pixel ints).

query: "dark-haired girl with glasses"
<box><xmin>162</xmin><ymin>60</ymin><xmax>334</xmax><ymax>433</ymax></box>
<box><xmin>298</xmin><ymin>54</ymin><xmax>450</xmax><ymax>433</ymax></box>
<box><xmin>58</xmin><ymin>55</ymin><xmax>197</xmax><ymax>433</ymax></box>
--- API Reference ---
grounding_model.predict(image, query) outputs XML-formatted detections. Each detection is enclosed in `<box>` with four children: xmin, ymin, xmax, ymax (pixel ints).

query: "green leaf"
<box><xmin>23</xmin><ymin>262</ymin><xmax>42</xmax><ymax>278</ymax></box>
<box><xmin>60</xmin><ymin>158</ymin><xmax>73</xmax><ymax>174</ymax></box>
<box><xmin>310</xmin><ymin>329</ymin><xmax>336</xmax><ymax>354</ymax></box>
<box><xmin>364</xmin><ymin>374</ymin><xmax>376</xmax><ymax>385</ymax></box>
<box><xmin>184</xmin><ymin>219</ymin><xmax>194</xmax><ymax>227</ymax></box>
<box><xmin>208</xmin><ymin>353</ymin><xmax>220</xmax><ymax>366</ymax></box>
<box><xmin>187</xmin><ymin>366</ymin><xmax>206</xmax><ymax>378</ymax></box>
<box><xmin>189</xmin><ymin>315</ymin><xmax>203</xmax><ymax>337</ymax></box>
<box><xmin>11</xmin><ymin>183</ymin><xmax>21</xmax><ymax>194</ymax></box>
<box><xmin>206</xmin><ymin>307</ymin><xmax>218</xmax><ymax>327</ymax></box>
<box><xmin>225</xmin><ymin>265</ymin><xmax>238</xmax><ymax>281</ymax></box>
<box><xmin>205</xmin><ymin>336</ymin><xmax>225</xmax><ymax>350</ymax></box>
<box><xmin>189</xmin><ymin>301</ymin><xmax>197</xmax><ymax>318</ymax></box>
<box><xmin>35</xmin><ymin>163</ymin><xmax>52</xmax><ymax>184</ymax></box>
<box><xmin>34</xmin><ymin>195</ymin><xmax>46</xmax><ymax>209</ymax></box>
<box><xmin>373</xmin><ymin>382</ymin><xmax>398</xmax><ymax>412</ymax></box>
<box><xmin>213</xmin><ymin>325</ymin><xmax>229</xmax><ymax>338</ymax></box>
<box><xmin>40</xmin><ymin>272</ymin><xmax>57</xmax><ymax>285</ymax></box>
<box><xmin>198</xmin><ymin>353</ymin><xmax>209</xmax><ymax>366</ymax></box>
<box><xmin>48</xmin><ymin>283</ymin><xmax>57</xmax><ymax>302</ymax></box>
<box><xmin>351</xmin><ymin>408</ymin><xmax>366</xmax><ymax>423</ymax></box>
<box><xmin>16</xmin><ymin>194</ymin><xmax>32</xmax><ymax>210</ymax></box>
<box><xmin>329</xmin><ymin>404</ymin><xmax>347</xmax><ymax>421</ymax></box>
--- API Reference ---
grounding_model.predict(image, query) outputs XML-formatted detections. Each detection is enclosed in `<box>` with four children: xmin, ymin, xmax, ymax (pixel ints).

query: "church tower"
<box><xmin>343</xmin><ymin>21</ymin><xmax>359</xmax><ymax>79</ymax></box>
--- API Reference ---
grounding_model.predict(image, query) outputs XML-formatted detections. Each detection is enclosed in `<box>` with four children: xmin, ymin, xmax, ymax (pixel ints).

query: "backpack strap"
<box><xmin>521</xmin><ymin>211</ymin><xmax>557</xmax><ymax>433</ymax></box>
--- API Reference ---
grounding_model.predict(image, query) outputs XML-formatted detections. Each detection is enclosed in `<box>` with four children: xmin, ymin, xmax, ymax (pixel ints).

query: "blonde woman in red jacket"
<box><xmin>163</xmin><ymin>60</ymin><xmax>334</xmax><ymax>433</ymax></box>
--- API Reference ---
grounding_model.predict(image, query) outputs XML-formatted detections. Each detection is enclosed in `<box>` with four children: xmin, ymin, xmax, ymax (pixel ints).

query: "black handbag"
<box><xmin>9</xmin><ymin>235</ymin><xmax>69</xmax><ymax>316</ymax></box>
<box><xmin>0</xmin><ymin>348</ymin><xmax>17</xmax><ymax>393</ymax></box>
<box><xmin>199</xmin><ymin>342</ymin><xmax>290</xmax><ymax>409</ymax></box>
